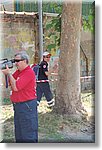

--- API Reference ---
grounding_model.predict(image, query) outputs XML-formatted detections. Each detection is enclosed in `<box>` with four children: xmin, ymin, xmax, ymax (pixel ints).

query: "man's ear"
<box><xmin>24</xmin><ymin>59</ymin><xmax>27</xmax><ymax>64</ymax></box>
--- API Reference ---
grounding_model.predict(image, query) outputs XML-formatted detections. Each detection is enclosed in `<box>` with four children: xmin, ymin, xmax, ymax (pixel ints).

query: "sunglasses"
<box><xmin>44</xmin><ymin>56</ymin><xmax>51</xmax><ymax>58</ymax></box>
<box><xmin>14</xmin><ymin>59</ymin><xmax>25</xmax><ymax>62</ymax></box>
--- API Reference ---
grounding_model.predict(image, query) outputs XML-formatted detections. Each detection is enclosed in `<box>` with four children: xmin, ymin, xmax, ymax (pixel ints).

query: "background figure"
<box><xmin>36</xmin><ymin>51</ymin><xmax>55</xmax><ymax>108</ymax></box>
<box><xmin>1</xmin><ymin>51</ymin><xmax>38</xmax><ymax>143</ymax></box>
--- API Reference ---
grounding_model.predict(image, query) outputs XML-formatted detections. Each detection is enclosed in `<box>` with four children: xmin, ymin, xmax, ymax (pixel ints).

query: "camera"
<box><xmin>0</xmin><ymin>58</ymin><xmax>15</xmax><ymax>70</ymax></box>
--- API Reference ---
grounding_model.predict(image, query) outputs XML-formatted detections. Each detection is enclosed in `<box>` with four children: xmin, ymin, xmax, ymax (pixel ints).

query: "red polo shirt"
<box><xmin>10</xmin><ymin>66</ymin><xmax>37</xmax><ymax>103</ymax></box>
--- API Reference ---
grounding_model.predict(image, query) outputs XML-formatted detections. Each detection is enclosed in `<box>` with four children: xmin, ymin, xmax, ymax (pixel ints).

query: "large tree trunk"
<box><xmin>55</xmin><ymin>1</ymin><xmax>84</xmax><ymax>116</ymax></box>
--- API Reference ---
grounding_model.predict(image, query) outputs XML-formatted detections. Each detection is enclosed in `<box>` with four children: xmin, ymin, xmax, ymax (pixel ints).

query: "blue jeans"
<box><xmin>13</xmin><ymin>99</ymin><xmax>38</xmax><ymax>143</ymax></box>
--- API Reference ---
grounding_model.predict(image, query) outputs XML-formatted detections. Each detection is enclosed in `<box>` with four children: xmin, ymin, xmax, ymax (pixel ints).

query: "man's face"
<box><xmin>14</xmin><ymin>55</ymin><xmax>26</xmax><ymax>71</ymax></box>
<box><xmin>43</xmin><ymin>55</ymin><xmax>51</xmax><ymax>62</ymax></box>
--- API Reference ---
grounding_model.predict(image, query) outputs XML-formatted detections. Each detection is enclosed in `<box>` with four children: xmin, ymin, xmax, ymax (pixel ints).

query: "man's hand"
<box><xmin>2</xmin><ymin>65</ymin><xmax>18</xmax><ymax>91</ymax></box>
<box><xmin>2</xmin><ymin>65</ymin><xmax>10</xmax><ymax>75</ymax></box>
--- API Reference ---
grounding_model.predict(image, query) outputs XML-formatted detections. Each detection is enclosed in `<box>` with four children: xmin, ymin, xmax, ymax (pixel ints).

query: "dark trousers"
<box><xmin>13</xmin><ymin>99</ymin><xmax>38</xmax><ymax>143</ymax></box>
<box><xmin>37</xmin><ymin>82</ymin><xmax>53</xmax><ymax>103</ymax></box>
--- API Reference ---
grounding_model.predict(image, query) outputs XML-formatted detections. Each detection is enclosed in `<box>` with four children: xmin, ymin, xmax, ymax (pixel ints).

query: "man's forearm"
<box><xmin>7</xmin><ymin>73</ymin><xmax>18</xmax><ymax>91</ymax></box>
<box><xmin>45</xmin><ymin>70</ymin><xmax>58</xmax><ymax>76</ymax></box>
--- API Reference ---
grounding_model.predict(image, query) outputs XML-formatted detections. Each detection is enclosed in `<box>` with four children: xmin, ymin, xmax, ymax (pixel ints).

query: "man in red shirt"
<box><xmin>2</xmin><ymin>51</ymin><xmax>38</xmax><ymax>143</ymax></box>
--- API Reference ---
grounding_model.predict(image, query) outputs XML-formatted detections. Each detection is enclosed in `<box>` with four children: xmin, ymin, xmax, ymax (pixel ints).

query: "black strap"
<box><xmin>5</xmin><ymin>75</ymin><xmax>8</xmax><ymax>88</ymax></box>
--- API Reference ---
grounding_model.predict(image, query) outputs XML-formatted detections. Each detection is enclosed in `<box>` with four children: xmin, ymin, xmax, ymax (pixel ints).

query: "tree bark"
<box><xmin>54</xmin><ymin>1</ymin><xmax>85</xmax><ymax>117</ymax></box>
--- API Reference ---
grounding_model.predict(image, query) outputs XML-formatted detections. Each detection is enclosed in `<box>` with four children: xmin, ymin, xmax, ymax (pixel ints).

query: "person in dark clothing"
<box><xmin>36</xmin><ymin>52</ymin><xmax>55</xmax><ymax>108</ymax></box>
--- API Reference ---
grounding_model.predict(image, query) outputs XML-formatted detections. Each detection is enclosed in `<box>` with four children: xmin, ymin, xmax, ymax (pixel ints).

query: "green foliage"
<box><xmin>42</xmin><ymin>1</ymin><xmax>62</xmax><ymax>13</ymax></box>
<box><xmin>2</xmin><ymin>98</ymin><xmax>11</xmax><ymax>105</ymax></box>
<box><xmin>82</xmin><ymin>4</ymin><xmax>95</xmax><ymax>33</ymax></box>
<box><xmin>43</xmin><ymin>2</ymin><xmax>62</xmax><ymax>51</ymax></box>
<box><xmin>45</xmin><ymin>2</ymin><xmax>95</xmax><ymax>51</ymax></box>
<box><xmin>45</xmin><ymin>16</ymin><xmax>61</xmax><ymax>50</ymax></box>
<box><xmin>47</xmin><ymin>44</ymin><xmax>56</xmax><ymax>51</ymax></box>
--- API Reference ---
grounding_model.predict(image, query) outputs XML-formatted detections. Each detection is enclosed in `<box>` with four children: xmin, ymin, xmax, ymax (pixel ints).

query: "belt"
<box><xmin>12</xmin><ymin>99</ymin><xmax>34</xmax><ymax>105</ymax></box>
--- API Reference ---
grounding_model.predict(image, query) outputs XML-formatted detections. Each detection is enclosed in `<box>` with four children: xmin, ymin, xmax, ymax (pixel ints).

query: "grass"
<box><xmin>0</xmin><ymin>91</ymin><xmax>95</xmax><ymax>143</ymax></box>
<box><xmin>38</xmin><ymin>111</ymin><xmax>83</xmax><ymax>142</ymax></box>
<box><xmin>1</xmin><ymin>98</ymin><xmax>11</xmax><ymax>105</ymax></box>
